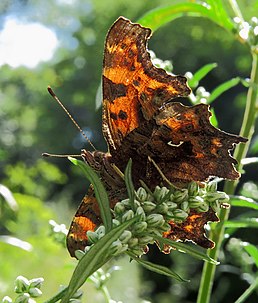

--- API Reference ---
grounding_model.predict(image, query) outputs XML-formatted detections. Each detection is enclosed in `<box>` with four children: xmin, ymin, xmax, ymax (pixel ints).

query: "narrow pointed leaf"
<box><xmin>242</xmin><ymin>242</ymin><xmax>258</xmax><ymax>267</ymax></box>
<box><xmin>234</xmin><ymin>276</ymin><xmax>258</xmax><ymax>303</ymax></box>
<box><xmin>224</xmin><ymin>218</ymin><xmax>258</xmax><ymax>228</ymax></box>
<box><xmin>61</xmin><ymin>217</ymin><xmax>137</xmax><ymax>302</ymax></box>
<box><xmin>124</xmin><ymin>159</ymin><xmax>136</xmax><ymax>210</ymax></box>
<box><xmin>137</xmin><ymin>2</ymin><xmax>234</xmax><ymax>32</ymax></box>
<box><xmin>69</xmin><ymin>157</ymin><xmax>112</xmax><ymax>232</ymax></box>
<box><xmin>210</xmin><ymin>107</ymin><xmax>218</xmax><ymax>127</ymax></box>
<box><xmin>241</xmin><ymin>157</ymin><xmax>258</xmax><ymax>165</ymax></box>
<box><xmin>137</xmin><ymin>3</ymin><xmax>214</xmax><ymax>31</ymax></box>
<box><xmin>155</xmin><ymin>236</ymin><xmax>219</xmax><ymax>264</ymax></box>
<box><xmin>188</xmin><ymin>63</ymin><xmax>217</xmax><ymax>89</ymax></box>
<box><xmin>230</xmin><ymin>196</ymin><xmax>258</xmax><ymax>210</ymax></box>
<box><xmin>208</xmin><ymin>77</ymin><xmax>240</xmax><ymax>103</ymax></box>
<box><xmin>128</xmin><ymin>252</ymin><xmax>188</xmax><ymax>282</ymax></box>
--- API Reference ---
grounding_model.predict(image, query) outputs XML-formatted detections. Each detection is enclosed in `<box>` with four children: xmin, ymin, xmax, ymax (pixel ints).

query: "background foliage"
<box><xmin>0</xmin><ymin>0</ymin><xmax>257</xmax><ymax>302</ymax></box>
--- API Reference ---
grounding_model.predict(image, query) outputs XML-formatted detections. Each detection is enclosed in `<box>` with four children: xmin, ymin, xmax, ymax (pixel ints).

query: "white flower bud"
<box><xmin>28</xmin><ymin>287</ymin><xmax>42</xmax><ymax>298</ymax></box>
<box><xmin>180</xmin><ymin>201</ymin><xmax>189</xmax><ymax>212</ymax></box>
<box><xmin>133</xmin><ymin>221</ymin><xmax>148</xmax><ymax>234</ymax></box>
<box><xmin>154</xmin><ymin>186</ymin><xmax>170</xmax><ymax>202</ymax></box>
<box><xmin>206</xmin><ymin>181</ymin><xmax>217</xmax><ymax>192</ymax></box>
<box><xmin>188</xmin><ymin>196</ymin><xmax>204</xmax><ymax>208</ymax></box>
<box><xmin>15</xmin><ymin>276</ymin><xmax>30</xmax><ymax>293</ymax></box>
<box><xmin>197</xmin><ymin>203</ymin><xmax>209</xmax><ymax>212</ymax></box>
<box><xmin>136</xmin><ymin>187</ymin><xmax>148</xmax><ymax>201</ymax></box>
<box><xmin>142</xmin><ymin>201</ymin><xmax>157</xmax><ymax>212</ymax></box>
<box><xmin>188</xmin><ymin>182</ymin><xmax>199</xmax><ymax>196</ymax></box>
<box><xmin>166</xmin><ymin>201</ymin><xmax>178</xmax><ymax>211</ymax></box>
<box><xmin>2</xmin><ymin>296</ymin><xmax>12</xmax><ymax>303</ymax></box>
<box><xmin>135</xmin><ymin>206</ymin><xmax>146</xmax><ymax>221</ymax></box>
<box><xmin>121</xmin><ymin>210</ymin><xmax>135</xmax><ymax>222</ymax></box>
<box><xmin>114</xmin><ymin>202</ymin><xmax>125</xmax><ymax>215</ymax></box>
<box><xmin>156</xmin><ymin>202</ymin><xmax>169</xmax><ymax>214</ymax></box>
<box><xmin>29</xmin><ymin>278</ymin><xmax>44</xmax><ymax>289</ymax></box>
<box><xmin>128</xmin><ymin>237</ymin><xmax>139</xmax><ymax>248</ymax></box>
<box><xmin>119</xmin><ymin>230</ymin><xmax>132</xmax><ymax>243</ymax></box>
<box><xmin>146</xmin><ymin>214</ymin><xmax>165</xmax><ymax>227</ymax></box>
<box><xmin>86</xmin><ymin>231</ymin><xmax>99</xmax><ymax>243</ymax></box>
<box><xmin>172</xmin><ymin>209</ymin><xmax>188</xmax><ymax>220</ymax></box>
<box><xmin>138</xmin><ymin>235</ymin><xmax>154</xmax><ymax>245</ymax></box>
<box><xmin>95</xmin><ymin>225</ymin><xmax>106</xmax><ymax>239</ymax></box>
<box><xmin>173</xmin><ymin>189</ymin><xmax>188</xmax><ymax>203</ymax></box>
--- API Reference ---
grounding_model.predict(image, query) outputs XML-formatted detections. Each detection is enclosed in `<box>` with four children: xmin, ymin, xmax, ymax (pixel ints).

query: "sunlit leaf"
<box><xmin>208</xmin><ymin>77</ymin><xmax>241</xmax><ymax>103</ymax></box>
<box><xmin>210</xmin><ymin>107</ymin><xmax>218</xmax><ymax>127</ymax></box>
<box><xmin>0</xmin><ymin>235</ymin><xmax>32</xmax><ymax>251</ymax></box>
<box><xmin>0</xmin><ymin>184</ymin><xmax>18</xmax><ymax>211</ymax></box>
<box><xmin>241</xmin><ymin>157</ymin><xmax>258</xmax><ymax>165</ymax></box>
<box><xmin>206</xmin><ymin>0</ymin><xmax>233</xmax><ymax>30</ymax></box>
<box><xmin>188</xmin><ymin>63</ymin><xmax>217</xmax><ymax>89</ymax></box>
<box><xmin>230</xmin><ymin>196</ymin><xmax>258</xmax><ymax>210</ymax></box>
<box><xmin>61</xmin><ymin>218</ymin><xmax>137</xmax><ymax>302</ymax></box>
<box><xmin>69</xmin><ymin>157</ymin><xmax>112</xmax><ymax>233</ymax></box>
<box><xmin>137</xmin><ymin>3</ymin><xmax>214</xmax><ymax>31</ymax></box>
<box><xmin>234</xmin><ymin>276</ymin><xmax>258</xmax><ymax>303</ymax></box>
<box><xmin>128</xmin><ymin>252</ymin><xmax>189</xmax><ymax>282</ymax></box>
<box><xmin>224</xmin><ymin>218</ymin><xmax>258</xmax><ymax>228</ymax></box>
<box><xmin>137</xmin><ymin>1</ymin><xmax>234</xmax><ymax>32</ymax></box>
<box><xmin>241</xmin><ymin>242</ymin><xmax>258</xmax><ymax>267</ymax></box>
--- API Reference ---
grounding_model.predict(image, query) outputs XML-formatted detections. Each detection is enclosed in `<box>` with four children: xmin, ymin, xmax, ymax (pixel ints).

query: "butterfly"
<box><xmin>66</xmin><ymin>17</ymin><xmax>247</xmax><ymax>258</ymax></box>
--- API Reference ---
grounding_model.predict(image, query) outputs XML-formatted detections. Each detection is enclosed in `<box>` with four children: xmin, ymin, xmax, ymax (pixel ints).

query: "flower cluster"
<box><xmin>234</xmin><ymin>16</ymin><xmax>258</xmax><ymax>47</ymax></box>
<box><xmin>2</xmin><ymin>276</ymin><xmax>44</xmax><ymax>303</ymax></box>
<box><xmin>76</xmin><ymin>181</ymin><xmax>229</xmax><ymax>259</ymax></box>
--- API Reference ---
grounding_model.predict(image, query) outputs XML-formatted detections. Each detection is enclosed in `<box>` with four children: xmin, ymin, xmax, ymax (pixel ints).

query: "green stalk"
<box><xmin>197</xmin><ymin>50</ymin><xmax>258</xmax><ymax>303</ymax></box>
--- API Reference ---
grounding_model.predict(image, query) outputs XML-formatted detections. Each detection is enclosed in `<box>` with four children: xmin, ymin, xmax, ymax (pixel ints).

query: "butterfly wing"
<box><xmin>162</xmin><ymin>209</ymin><xmax>219</xmax><ymax>252</ymax></box>
<box><xmin>102</xmin><ymin>17</ymin><xmax>190</xmax><ymax>151</ymax></box>
<box><xmin>66</xmin><ymin>191</ymin><xmax>101</xmax><ymax>257</ymax></box>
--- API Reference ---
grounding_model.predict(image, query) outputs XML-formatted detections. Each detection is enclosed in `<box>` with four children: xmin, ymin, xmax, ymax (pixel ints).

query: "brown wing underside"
<box><xmin>66</xmin><ymin>192</ymin><xmax>101</xmax><ymax>257</ymax></box>
<box><xmin>102</xmin><ymin>17</ymin><xmax>190</xmax><ymax>151</ymax></box>
<box><xmin>113</xmin><ymin>102</ymin><xmax>247</xmax><ymax>186</ymax></box>
<box><xmin>152</xmin><ymin>103</ymin><xmax>247</xmax><ymax>183</ymax></box>
<box><xmin>163</xmin><ymin>208</ymin><xmax>219</xmax><ymax>252</ymax></box>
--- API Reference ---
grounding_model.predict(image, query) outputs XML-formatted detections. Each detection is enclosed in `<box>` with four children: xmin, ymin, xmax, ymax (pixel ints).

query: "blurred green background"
<box><xmin>0</xmin><ymin>0</ymin><xmax>257</xmax><ymax>302</ymax></box>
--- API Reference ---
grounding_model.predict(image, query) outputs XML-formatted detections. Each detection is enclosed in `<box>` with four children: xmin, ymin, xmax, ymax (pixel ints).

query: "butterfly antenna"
<box><xmin>47</xmin><ymin>86</ymin><xmax>96</xmax><ymax>151</ymax></box>
<box><xmin>42</xmin><ymin>152</ymin><xmax>81</xmax><ymax>158</ymax></box>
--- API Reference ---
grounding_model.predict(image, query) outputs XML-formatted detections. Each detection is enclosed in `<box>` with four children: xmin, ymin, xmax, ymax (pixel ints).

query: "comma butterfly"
<box><xmin>65</xmin><ymin>17</ymin><xmax>247</xmax><ymax>257</ymax></box>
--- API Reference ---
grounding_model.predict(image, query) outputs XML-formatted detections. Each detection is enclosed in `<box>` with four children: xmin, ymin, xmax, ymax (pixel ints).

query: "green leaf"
<box><xmin>234</xmin><ymin>276</ymin><xmax>258</xmax><ymax>303</ymax></box>
<box><xmin>154</xmin><ymin>236</ymin><xmax>219</xmax><ymax>265</ymax></box>
<box><xmin>230</xmin><ymin>196</ymin><xmax>258</xmax><ymax>210</ymax></box>
<box><xmin>241</xmin><ymin>242</ymin><xmax>258</xmax><ymax>267</ymax></box>
<box><xmin>137</xmin><ymin>3</ymin><xmax>215</xmax><ymax>31</ymax></box>
<box><xmin>124</xmin><ymin>159</ymin><xmax>136</xmax><ymax>210</ymax></box>
<box><xmin>241</xmin><ymin>157</ymin><xmax>258</xmax><ymax>166</ymax></box>
<box><xmin>207</xmin><ymin>77</ymin><xmax>240</xmax><ymax>103</ymax></box>
<box><xmin>210</xmin><ymin>107</ymin><xmax>218</xmax><ymax>127</ymax></box>
<box><xmin>188</xmin><ymin>63</ymin><xmax>217</xmax><ymax>89</ymax></box>
<box><xmin>206</xmin><ymin>0</ymin><xmax>233</xmax><ymax>30</ymax></box>
<box><xmin>68</xmin><ymin>157</ymin><xmax>112</xmax><ymax>233</ymax></box>
<box><xmin>224</xmin><ymin>218</ymin><xmax>258</xmax><ymax>228</ymax></box>
<box><xmin>61</xmin><ymin>217</ymin><xmax>137</xmax><ymax>303</ymax></box>
<box><xmin>128</xmin><ymin>252</ymin><xmax>188</xmax><ymax>282</ymax></box>
<box><xmin>137</xmin><ymin>2</ymin><xmax>234</xmax><ymax>32</ymax></box>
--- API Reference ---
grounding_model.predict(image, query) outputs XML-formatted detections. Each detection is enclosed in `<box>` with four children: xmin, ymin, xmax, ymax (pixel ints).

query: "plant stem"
<box><xmin>197</xmin><ymin>50</ymin><xmax>258</xmax><ymax>303</ymax></box>
<box><xmin>44</xmin><ymin>287</ymin><xmax>67</xmax><ymax>303</ymax></box>
<box><xmin>234</xmin><ymin>276</ymin><xmax>258</xmax><ymax>303</ymax></box>
<box><xmin>228</xmin><ymin>0</ymin><xmax>244</xmax><ymax>21</ymax></box>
